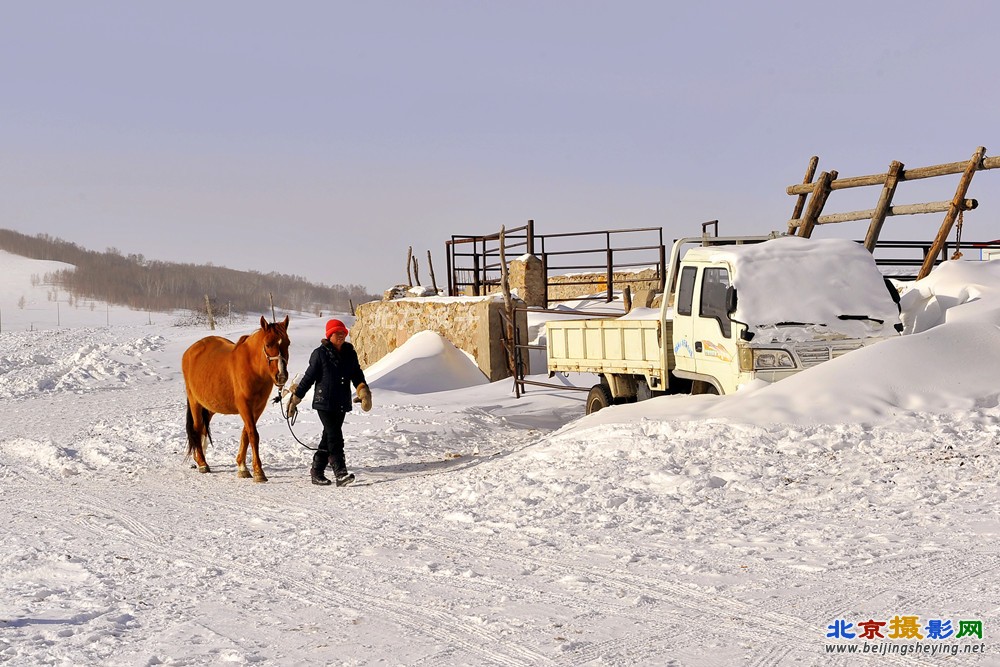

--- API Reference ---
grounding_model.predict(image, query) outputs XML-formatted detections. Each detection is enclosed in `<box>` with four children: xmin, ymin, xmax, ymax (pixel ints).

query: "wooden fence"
<box><xmin>787</xmin><ymin>146</ymin><xmax>999</xmax><ymax>278</ymax></box>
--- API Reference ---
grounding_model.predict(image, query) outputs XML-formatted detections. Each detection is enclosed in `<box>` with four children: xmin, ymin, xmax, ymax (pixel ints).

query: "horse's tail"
<box><xmin>184</xmin><ymin>403</ymin><xmax>213</xmax><ymax>459</ymax></box>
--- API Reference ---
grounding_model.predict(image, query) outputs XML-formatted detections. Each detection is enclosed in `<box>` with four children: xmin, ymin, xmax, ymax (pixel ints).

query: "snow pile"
<box><xmin>0</xmin><ymin>328</ymin><xmax>167</xmax><ymax>399</ymax></box>
<box><xmin>900</xmin><ymin>258</ymin><xmax>1000</xmax><ymax>333</ymax></box>
<box><xmin>565</xmin><ymin>318</ymin><xmax>1000</xmax><ymax>431</ymax></box>
<box><xmin>363</xmin><ymin>330</ymin><xmax>488</xmax><ymax>393</ymax></box>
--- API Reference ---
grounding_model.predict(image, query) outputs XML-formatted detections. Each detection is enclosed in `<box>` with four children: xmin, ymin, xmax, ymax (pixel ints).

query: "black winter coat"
<box><xmin>294</xmin><ymin>339</ymin><xmax>367</xmax><ymax>412</ymax></box>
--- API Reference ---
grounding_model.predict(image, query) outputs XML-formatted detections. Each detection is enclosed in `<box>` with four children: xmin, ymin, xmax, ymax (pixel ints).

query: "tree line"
<box><xmin>0</xmin><ymin>229</ymin><xmax>378</xmax><ymax>315</ymax></box>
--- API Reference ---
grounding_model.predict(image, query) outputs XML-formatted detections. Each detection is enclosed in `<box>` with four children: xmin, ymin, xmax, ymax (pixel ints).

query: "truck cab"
<box><xmin>667</xmin><ymin>236</ymin><xmax>902</xmax><ymax>396</ymax></box>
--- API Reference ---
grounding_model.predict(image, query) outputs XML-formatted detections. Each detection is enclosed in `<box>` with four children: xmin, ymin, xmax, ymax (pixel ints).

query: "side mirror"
<box><xmin>725</xmin><ymin>285</ymin><xmax>738</xmax><ymax>314</ymax></box>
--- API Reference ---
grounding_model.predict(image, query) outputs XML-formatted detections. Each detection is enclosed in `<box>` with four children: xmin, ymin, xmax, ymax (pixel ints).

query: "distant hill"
<box><xmin>0</xmin><ymin>229</ymin><xmax>378</xmax><ymax>316</ymax></box>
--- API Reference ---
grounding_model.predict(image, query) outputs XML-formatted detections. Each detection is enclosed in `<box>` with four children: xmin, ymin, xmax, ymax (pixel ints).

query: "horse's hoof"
<box><xmin>237</xmin><ymin>468</ymin><xmax>252</xmax><ymax>479</ymax></box>
<box><xmin>198</xmin><ymin>465</ymin><xmax>211</xmax><ymax>474</ymax></box>
<box><xmin>253</xmin><ymin>473</ymin><xmax>268</xmax><ymax>483</ymax></box>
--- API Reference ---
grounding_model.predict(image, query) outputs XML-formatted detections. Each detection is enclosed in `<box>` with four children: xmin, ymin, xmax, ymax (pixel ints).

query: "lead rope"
<box><xmin>271</xmin><ymin>376</ymin><xmax>319</xmax><ymax>451</ymax></box>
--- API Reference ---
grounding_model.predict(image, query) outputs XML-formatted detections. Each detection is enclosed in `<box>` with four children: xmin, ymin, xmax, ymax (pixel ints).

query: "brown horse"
<box><xmin>182</xmin><ymin>316</ymin><xmax>290</xmax><ymax>482</ymax></box>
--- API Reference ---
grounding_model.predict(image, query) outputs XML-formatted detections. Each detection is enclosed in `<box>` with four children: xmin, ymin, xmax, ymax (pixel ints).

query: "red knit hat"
<box><xmin>325</xmin><ymin>319</ymin><xmax>348</xmax><ymax>338</ymax></box>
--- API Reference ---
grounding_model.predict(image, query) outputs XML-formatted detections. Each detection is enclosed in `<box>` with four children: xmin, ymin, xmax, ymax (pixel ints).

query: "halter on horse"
<box><xmin>182</xmin><ymin>315</ymin><xmax>290</xmax><ymax>482</ymax></box>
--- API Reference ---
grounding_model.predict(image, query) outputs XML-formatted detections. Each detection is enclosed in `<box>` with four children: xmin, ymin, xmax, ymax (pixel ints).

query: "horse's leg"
<box><xmin>235</xmin><ymin>406</ymin><xmax>267</xmax><ymax>482</ymax></box>
<box><xmin>238</xmin><ymin>424</ymin><xmax>267</xmax><ymax>482</ymax></box>
<box><xmin>236</xmin><ymin>426</ymin><xmax>252</xmax><ymax>479</ymax></box>
<box><xmin>186</xmin><ymin>399</ymin><xmax>211</xmax><ymax>473</ymax></box>
<box><xmin>248</xmin><ymin>422</ymin><xmax>267</xmax><ymax>483</ymax></box>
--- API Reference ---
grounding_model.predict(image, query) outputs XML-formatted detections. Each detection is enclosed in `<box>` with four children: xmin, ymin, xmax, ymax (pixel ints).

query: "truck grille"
<box><xmin>796</xmin><ymin>343</ymin><xmax>862</xmax><ymax>368</ymax></box>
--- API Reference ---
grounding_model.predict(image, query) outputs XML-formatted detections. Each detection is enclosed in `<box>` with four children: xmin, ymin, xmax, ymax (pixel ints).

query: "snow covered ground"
<box><xmin>2</xmin><ymin>249</ymin><xmax>1000</xmax><ymax>665</ymax></box>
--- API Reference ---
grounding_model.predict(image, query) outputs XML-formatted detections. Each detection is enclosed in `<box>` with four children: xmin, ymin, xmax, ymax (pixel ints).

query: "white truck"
<box><xmin>545</xmin><ymin>234</ymin><xmax>902</xmax><ymax>414</ymax></box>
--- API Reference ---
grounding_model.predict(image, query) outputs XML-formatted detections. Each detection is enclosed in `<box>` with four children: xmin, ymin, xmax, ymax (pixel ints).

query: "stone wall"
<box><xmin>545</xmin><ymin>267</ymin><xmax>662</xmax><ymax>303</ymax></box>
<box><xmin>352</xmin><ymin>295</ymin><xmax>529</xmax><ymax>382</ymax></box>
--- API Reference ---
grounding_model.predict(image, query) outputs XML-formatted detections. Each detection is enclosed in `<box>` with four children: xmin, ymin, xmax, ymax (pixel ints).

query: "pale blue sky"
<box><xmin>2</xmin><ymin>1</ymin><xmax>997</xmax><ymax>292</ymax></box>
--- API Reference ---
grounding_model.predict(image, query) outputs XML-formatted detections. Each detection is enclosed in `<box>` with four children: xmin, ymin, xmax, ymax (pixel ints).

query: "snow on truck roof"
<box><xmin>687</xmin><ymin>235</ymin><xmax>900</xmax><ymax>329</ymax></box>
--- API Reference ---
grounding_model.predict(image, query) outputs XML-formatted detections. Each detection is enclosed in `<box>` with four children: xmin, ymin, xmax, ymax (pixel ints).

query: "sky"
<box><xmin>2</xmin><ymin>1</ymin><xmax>998</xmax><ymax>293</ymax></box>
<box><xmin>3</xmin><ymin>248</ymin><xmax>1000</xmax><ymax>664</ymax></box>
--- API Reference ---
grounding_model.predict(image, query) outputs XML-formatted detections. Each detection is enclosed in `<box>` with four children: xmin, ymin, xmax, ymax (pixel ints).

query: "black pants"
<box><xmin>313</xmin><ymin>409</ymin><xmax>348</xmax><ymax>476</ymax></box>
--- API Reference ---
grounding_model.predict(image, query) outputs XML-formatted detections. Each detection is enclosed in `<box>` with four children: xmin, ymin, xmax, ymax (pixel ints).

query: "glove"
<box><xmin>286</xmin><ymin>393</ymin><xmax>302</xmax><ymax>420</ymax></box>
<box><xmin>354</xmin><ymin>382</ymin><xmax>372</xmax><ymax>412</ymax></box>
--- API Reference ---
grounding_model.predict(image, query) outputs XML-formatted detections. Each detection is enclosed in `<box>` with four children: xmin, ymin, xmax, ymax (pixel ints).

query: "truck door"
<box><xmin>670</xmin><ymin>265</ymin><xmax>698</xmax><ymax>375</ymax></box>
<box><xmin>694</xmin><ymin>267</ymin><xmax>736</xmax><ymax>391</ymax></box>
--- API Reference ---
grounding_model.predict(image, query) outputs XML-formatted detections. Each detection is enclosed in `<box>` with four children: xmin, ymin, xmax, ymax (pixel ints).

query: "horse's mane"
<box><xmin>234</xmin><ymin>320</ymin><xmax>285</xmax><ymax>349</ymax></box>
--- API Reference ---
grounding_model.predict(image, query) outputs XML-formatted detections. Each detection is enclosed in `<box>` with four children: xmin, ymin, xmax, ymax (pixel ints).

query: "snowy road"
<box><xmin>2</xmin><ymin>303</ymin><xmax>1000</xmax><ymax>664</ymax></box>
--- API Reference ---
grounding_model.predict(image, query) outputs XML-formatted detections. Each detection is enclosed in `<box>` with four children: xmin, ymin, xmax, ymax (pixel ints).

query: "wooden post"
<box><xmin>863</xmin><ymin>160</ymin><xmax>903</xmax><ymax>252</ymax></box>
<box><xmin>412</xmin><ymin>255</ymin><xmax>421</xmax><ymax>286</ymax></box>
<box><xmin>797</xmin><ymin>170</ymin><xmax>837</xmax><ymax>238</ymax></box>
<box><xmin>406</xmin><ymin>246</ymin><xmax>413</xmax><ymax>287</ymax></box>
<box><xmin>623</xmin><ymin>286</ymin><xmax>633</xmax><ymax>313</ymax></box>
<box><xmin>918</xmin><ymin>146</ymin><xmax>987</xmax><ymax>279</ymax></box>
<box><xmin>204</xmin><ymin>295</ymin><xmax>215</xmax><ymax>330</ymax></box>
<box><xmin>788</xmin><ymin>156</ymin><xmax>819</xmax><ymax>235</ymax></box>
<box><xmin>427</xmin><ymin>250</ymin><xmax>438</xmax><ymax>292</ymax></box>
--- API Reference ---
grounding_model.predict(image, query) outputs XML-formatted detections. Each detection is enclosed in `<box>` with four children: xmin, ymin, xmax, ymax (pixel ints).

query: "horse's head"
<box><xmin>259</xmin><ymin>315</ymin><xmax>290</xmax><ymax>388</ymax></box>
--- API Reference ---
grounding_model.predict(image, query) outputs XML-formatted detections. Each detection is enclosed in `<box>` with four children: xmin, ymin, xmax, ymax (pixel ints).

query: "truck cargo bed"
<box><xmin>546</xmin><ymin>317</ymin><xmax>672</xmax><ymax>376</ymax></box>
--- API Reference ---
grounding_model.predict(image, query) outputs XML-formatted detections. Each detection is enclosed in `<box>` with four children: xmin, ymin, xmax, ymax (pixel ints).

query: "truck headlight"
<box><xmin>753</xmin><ymin>349</ymin><xmax>796</xmax><ymax>370</ymax></box>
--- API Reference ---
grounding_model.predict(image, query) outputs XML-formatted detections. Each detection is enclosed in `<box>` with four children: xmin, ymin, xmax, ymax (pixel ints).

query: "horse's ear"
<box><xmin>281</xmin><ymin>315</ymin><xmax>289</xmax><ymax>329</ymax></box>
<box><xmin>260</xmin><ymin>315</ymin><xmax>268</xmax><ymax>330</ymax></box>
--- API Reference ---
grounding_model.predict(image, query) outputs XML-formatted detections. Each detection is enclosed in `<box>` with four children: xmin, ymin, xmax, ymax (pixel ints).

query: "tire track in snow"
<box><xmin>409</xmin><ymin>531</ymin><xmax>835</xmax><ymax>666</ymax></box>
<box><xmin>24</xmin><ymin>477</ymin><xmax>556</xmax><ymax>666</ymax></box>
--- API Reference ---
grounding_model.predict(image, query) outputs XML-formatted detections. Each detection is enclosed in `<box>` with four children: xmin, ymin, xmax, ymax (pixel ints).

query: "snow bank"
<box><xmin>575</xmin><ymin>319</ymin><xmax>1000</xmax><ymax>433</ymax></box>
<box><xmin>900</xmin><ymin>258</ymin><xmax>1000</xmax><ymax>333</ymax></box>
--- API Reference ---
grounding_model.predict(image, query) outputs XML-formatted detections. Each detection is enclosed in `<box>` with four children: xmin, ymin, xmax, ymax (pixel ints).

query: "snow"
<box><xmin>899</xmin><ymin>258</ymin><xmax>1000</xmax><ymax>334</ymax></box>
<box><xmin>2</xmin><ymin>253</ymin><xmax>1000</xmax><ymax>665</ymax></box>
<box><xmin>703</xmin><ymin>236</ymin><xmax>902</xmax><ymax>334</ymax></box>
<box><xmin>363</xmin><ymin>330</ymin><xmax>489</xmax><ymax>394</ymax></box>
<box><xmin>0</xmin><ymin>250</ymin><xmax>162</xmax><ymax>331</ymax></box>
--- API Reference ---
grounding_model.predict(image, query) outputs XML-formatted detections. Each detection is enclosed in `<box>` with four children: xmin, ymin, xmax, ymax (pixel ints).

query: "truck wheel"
<box><xmin>586</xmin><ymin>384</ymin><xmax>614</xmax><ymax>415</ymax></box>
<box><xmin>691</xmin><ymin>380</ymin><xmax>719</xmax><ymax>395</ymax></box>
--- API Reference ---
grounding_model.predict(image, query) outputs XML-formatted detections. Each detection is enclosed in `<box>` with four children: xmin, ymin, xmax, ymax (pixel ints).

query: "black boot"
<box><xmin>330</xmin><ymin>449</ymin><xmax>354</xmax><ymax>486</ymax></box>
<box><xmin>311</xmin><ymin>469</ymin><xmax>332</xmax><ymax>485</ymax></box>
<box><xmin>311</xmin><ymin>450</ymin><xmax>332</xmax><ymax>486</ymax></box>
